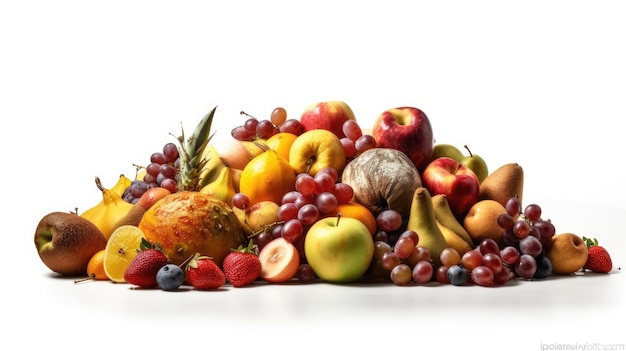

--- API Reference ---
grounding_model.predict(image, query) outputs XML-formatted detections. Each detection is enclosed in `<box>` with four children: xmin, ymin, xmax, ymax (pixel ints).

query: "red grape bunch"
<box><xmin>368</xmin><ymin>230</ymin><xmax>437</xmax><ymax>286</ymax></box>
<box><xmin>122</xmin><ymin>142</ymin><xmax>180</xmax><ymax>203</ymax></box>
<box><xmin>231</xmin><ymin>107</ymin><xmax>304</xmax><ymax>142</ymax></box>
<box><xmin>497</xmin><ymin>196</ymin><xmax>556</xmax><ymax>280</ymax></box>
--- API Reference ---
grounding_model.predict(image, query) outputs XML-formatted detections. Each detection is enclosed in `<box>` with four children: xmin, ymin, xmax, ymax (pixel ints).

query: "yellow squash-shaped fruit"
<box><xmin>111</xmin><ymin>174</ymin><xmax>132</xmax><ymax>196</ymax></box>
<box><xmin>239</xmin><ymin>145</ymin><xmax>297</xmax><ymax>206</ymax></box>
<box><xmin>200</xmin><ymin>165</ymin><xmax>236</xmax><ymax>204</ymax></box>
<box><xmin>81</xmin><ymin>176</ymin><xmax>134</xmax><ymax>241</ymax></box>
<box><xmin>406</xmin><ymin>187</ymin><xmax>449</xmax><ymax>268</ymax></box>
<box><xmin>197</xmin><ymin>144</ymin><xmax>228</xmax><ymax>190</ymax></box>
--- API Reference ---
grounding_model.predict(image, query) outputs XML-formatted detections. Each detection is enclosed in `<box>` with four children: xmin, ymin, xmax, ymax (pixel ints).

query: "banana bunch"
<box><xmin>197</xmin><ymin>145</ymin><xmax>236</xmax><ymax>204</ymax></box>
<box><xmin>80</xmin><ymin>174</ymin><xmax>134</xmax><ymax>240</ymax></box>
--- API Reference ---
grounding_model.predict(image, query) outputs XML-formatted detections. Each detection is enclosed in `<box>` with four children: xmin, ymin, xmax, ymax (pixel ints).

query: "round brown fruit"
<box><xmin>138</xmin><ymin>191</ymin><xmax>245</xmax><ymax>267</ymax></box>
<box><xmin>545</xmin><ymin>233</ymin><xmax>588</xmax><ymax>275</ymax></box>
<box><xmin>34</xmin><ymin>211</ymin><xmax>108</xmax><ymax>276</ymax></box>
<box><xmin>341</xmin><ymin>148</ymin><xmax>421</xmax><ymax>219</ymax></box>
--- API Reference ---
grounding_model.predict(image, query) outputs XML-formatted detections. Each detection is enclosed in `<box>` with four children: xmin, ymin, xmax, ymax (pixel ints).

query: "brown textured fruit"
<box><xmin>478</xmin><ymin>163</ymin><xmax>524</xmax><ymax>208</ymax></box>
<box><xmin>34</xmin><ymin>211</ymin><xmax>108</xmax><ymax>276</ymax></box>
<box><xmin>341</xmin><ymin>147</ymin><xmax>422</xmax><ymax>219</ymax></box>
<box><xmin>138</xmin><ymin>191</ymin><xmax>245</xmax><ymax>267</ymax></box>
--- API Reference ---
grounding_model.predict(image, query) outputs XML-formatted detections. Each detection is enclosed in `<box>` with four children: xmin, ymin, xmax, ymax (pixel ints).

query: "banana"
<box><xmin>110</xmin><ymin>174</ymin><xmax>132</xmax><ymax>196</ymax></box>
<box><xmin>197</xmin><ymin>144</ymin><xmax>227</xmax><ymax>190</ymax></box>
<box><xmin>80</xmin><ymin>176</ymin><xmax>134</xmax><ymax>240</ymax></box>
<box><xmin>199</xmin><ymin>166</ymin><xmax>236</xmax><ymax>204</ymax></box>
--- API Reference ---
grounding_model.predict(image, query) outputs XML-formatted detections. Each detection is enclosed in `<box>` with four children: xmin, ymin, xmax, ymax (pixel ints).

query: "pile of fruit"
<box><xmin>34</xmin><ymin>101</ymin><xmax>614</xmax><ymax>290</ymax></box>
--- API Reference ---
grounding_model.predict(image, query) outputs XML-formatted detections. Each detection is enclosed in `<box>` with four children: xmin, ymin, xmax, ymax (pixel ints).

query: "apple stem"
<box><xmin>463</xmin><ymin>145</ymin><xmax>473</xmax><ymax>157</ymax></box>
<box><xmin>336</xmin><ymin>213</ymin><xmax>342</xmax><ymax>226</ymax></box>
<box><xmin>305</xmin><ymin>157</ymin><xmax>316</xmax><ymax>174</ymax></box>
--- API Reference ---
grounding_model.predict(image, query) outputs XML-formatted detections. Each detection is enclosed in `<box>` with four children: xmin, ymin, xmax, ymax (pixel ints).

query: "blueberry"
<box><xmin>447</xmin><ymin>265</ymin><xmax>468</xmax><ymax>286</ymax></box>
<box><xmin>156</xmin><ymin>264</ymin><xmax>185</xmax><ymax>291</ymax></box>
<box><xmin>533</xmin><ymin>254</ymin><xmax>552</xmax><ymax>279</ymax></box>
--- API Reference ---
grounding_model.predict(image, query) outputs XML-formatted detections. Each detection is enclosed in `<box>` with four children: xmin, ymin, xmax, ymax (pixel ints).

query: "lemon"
<box><xmin>103</xmin><ymin>225</ymin><xmax>145</xmax><ymax>283</ymax></box>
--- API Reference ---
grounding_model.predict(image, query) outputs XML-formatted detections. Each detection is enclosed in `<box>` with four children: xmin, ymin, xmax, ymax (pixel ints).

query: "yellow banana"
<box><xmin>197</xmin><ymin>144</ymin><xmax>227</xmax><ymax>189</ymax></box>
<box><xmin>200</xmin><ymin>166</ymin><xmax>236</xmax><ymax>204</ymax></box>
<box><xmin>110</xmin><ymin>174</ymin><xmax>132</xmax><ymax>196</ymax></box>
<box><xmin>80</xmin><ymin>176</ymin><xmax>134</xmax><ymax>240</ymax></box>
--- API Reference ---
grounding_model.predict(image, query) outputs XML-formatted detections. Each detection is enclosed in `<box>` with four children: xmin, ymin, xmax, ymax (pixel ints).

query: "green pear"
<box><xmin>478</xmin><ymin>162</ymin><xmax>524</xmax><ymax>208</ymax></box>
<box><xmin>460</xmin><ymin>145</ymin><xmax>488</xmax><ymax>184</ymax></box>
<box><xmin>427</xmin><ymin>143</ymin><xmax>464</xmax><ymax>165</ymax></box>
<box><xmin>407</xmin><ymin>187</ymin><xmax>449</xmax><ymax>267</ymax></box>
<box><xmin>431</xmin><ymin>194</ymin><xmax>474</xmax><ymax>246</ymax></box>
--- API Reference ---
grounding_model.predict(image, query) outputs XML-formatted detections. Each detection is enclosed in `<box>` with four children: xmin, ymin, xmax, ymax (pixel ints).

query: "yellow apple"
<box><xmin>288</xmin><ymin>129</ymin><xmax>346</xmax><ymax>176</ymax></box>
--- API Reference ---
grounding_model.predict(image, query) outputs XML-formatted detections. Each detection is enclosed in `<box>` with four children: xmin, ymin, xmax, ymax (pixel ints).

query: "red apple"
<box><xmin>372</xmin><ymin>107</ymin><xmax>434</xmax><ymax>172</ymax></box>
<box><xmin>421</xmin><ymin>157</ymin><xmax>479</xmax><ymax>219</ymax></box>
<box><xmin>300</xmin><ymin>101</ymin><xmax>356</xmax><ymax>139</ymax></box>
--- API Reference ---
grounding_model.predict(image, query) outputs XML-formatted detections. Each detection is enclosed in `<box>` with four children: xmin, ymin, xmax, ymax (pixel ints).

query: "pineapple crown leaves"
<box><xmin>174</xmin><ymin>106</ymin><xmax>218</xmax><ymax>191</ymax></box>
<box><xmin>583</xmin><ymin>236</ymin><xmax>600</xmax><ymax>248</ymax></box>
<box><xmin>137</xmin><ymin>237</ymin><xmax>163</xmax><ymax>253</ymax></box>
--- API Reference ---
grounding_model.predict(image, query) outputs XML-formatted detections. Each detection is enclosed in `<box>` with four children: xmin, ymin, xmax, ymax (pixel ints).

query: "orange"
<box><xmin>239</xmin><ymin>148</ymin><xmax>297</xmax><ymax>205</ymax></box>
<box><xmin>325</xmin><ymin>201</ymin><xmax>377</xmax><ymax>236</ymax></box>
<box><xmin>264</xmin><ymin>132</ymin><xmax>298</xmax><ymax>161</ymax></box>
<box><xmin>86</xmin><ymin>249</ymin><xmax>108</xmax><ymax>280</ymax></box>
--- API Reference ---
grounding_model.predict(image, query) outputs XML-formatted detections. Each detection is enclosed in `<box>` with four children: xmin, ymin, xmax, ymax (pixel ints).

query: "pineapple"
<box><xmin>138</xmin><ymin>106</ymin><xmax>246</xmax><ymax>266</ymax></box>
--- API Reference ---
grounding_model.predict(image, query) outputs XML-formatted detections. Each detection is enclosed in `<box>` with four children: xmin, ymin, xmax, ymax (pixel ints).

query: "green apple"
<box><xmin>304</xmin><ymin>215</ymin><xmax>374</xmax><ymax>283</ymax></box>
<box><xmin>429</xmin><ymin>143</ymin><xmax>464</xmax><ymax>164</ymax></box>
<box><xmin>460</xmin><ymin>145</ymin><xmax>488</xmax><ymax>184</ymax></box>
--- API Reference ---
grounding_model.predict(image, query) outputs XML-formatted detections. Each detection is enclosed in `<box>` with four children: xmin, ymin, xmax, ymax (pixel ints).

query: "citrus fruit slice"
<box><xmin>103</xmin><ymin>225</ymin><xmax>145</xmax><ymax>283</ymax></box>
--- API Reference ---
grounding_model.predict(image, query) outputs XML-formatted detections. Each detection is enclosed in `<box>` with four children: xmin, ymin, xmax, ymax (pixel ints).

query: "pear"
<box><xmin>431</xmin><ymin>194</ymin><xmax>473</xmax><ymax>246</ymax></box>
<box><xmin>478</xmin><ymin>162</ymin><xmax>524</xmax><ymax>208</ymax></box>
<box><xmin>407</xmin><ymin>187</ymin><xmax>449</xmax><ymax>267</ymax></box>
<box><xmin>436</xmin><ymin>222</ymin><xmax>473</xmax><ymax>256</ymax></box>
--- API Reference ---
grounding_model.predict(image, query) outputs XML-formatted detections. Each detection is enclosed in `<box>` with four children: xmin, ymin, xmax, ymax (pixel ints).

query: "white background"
<box><xmin>2</xmin><ymin>1</ymin><xmax>624</xmax><ymax>350</ymax></box>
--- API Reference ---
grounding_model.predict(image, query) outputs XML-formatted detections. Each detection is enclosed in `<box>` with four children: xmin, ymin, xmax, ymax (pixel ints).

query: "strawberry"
<box><xmin>222</xmin><ymin>240</ymin><xmax>262</xmax><ymax>287</ymax></box>
<box><xmin>185</xmin><ymin>253</ymin><xmax>226</xmax><ymax>289</ymax></box>
<box><xmin>124</xmin><ymin>238</ymin><xmax>168</xmax><ymax>288</ymax></box>
<box><xmin>583</xmin><ymin>237</ymin><xmax>612</xmax><ymax>273</ymax></box>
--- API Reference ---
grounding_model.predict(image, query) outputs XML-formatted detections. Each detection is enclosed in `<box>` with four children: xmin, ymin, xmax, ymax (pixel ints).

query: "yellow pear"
<box><xmin>407</xmin><ymin>187</ymin><xmax>449</xmax><ymax>267</ymax></box>
<box><xmin>431</xmin><ymin>194</ymin><xmax>473</xmax><ymax>246</ymax></box>
<box><xmin>463</xmin><ymin>199</ymin><xmax>507</xmax><ymax>246</ymax></box>
<box><xmin>478</xmin><ymin>163</ymin><xmax>524</xmax><ymax>208</ymax></box>
<box><xmin>436</xmin><ymin>221</ymin><xmax>473</xmax><ymax>256</ymax></box>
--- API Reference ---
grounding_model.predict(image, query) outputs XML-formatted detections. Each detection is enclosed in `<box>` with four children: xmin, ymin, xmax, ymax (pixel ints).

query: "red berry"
<box><xmin>124</xmin><ymin>239</ymin><xmax>168</xmax><ymax>288</ymax></box>
<box><xmin>222</xmin><ymin>241</ymin><xmax>262</xmax><ymax>287</ymax></box>
<box><xmin>583</xmin><ymin>237</ymin><xmax>612</xmax><ymax>273</ymax></box>
<box><xmin>185</xmin><ymin>254</ymin><xmax>226</xmax><ymax>290</ymax></box>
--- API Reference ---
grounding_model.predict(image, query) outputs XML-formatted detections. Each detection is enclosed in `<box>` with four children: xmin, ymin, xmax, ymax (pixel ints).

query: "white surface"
<box><xmin>2</xmin><ymin>1</ymin><xmax>625</xmax><ymax>350</ymax></box>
